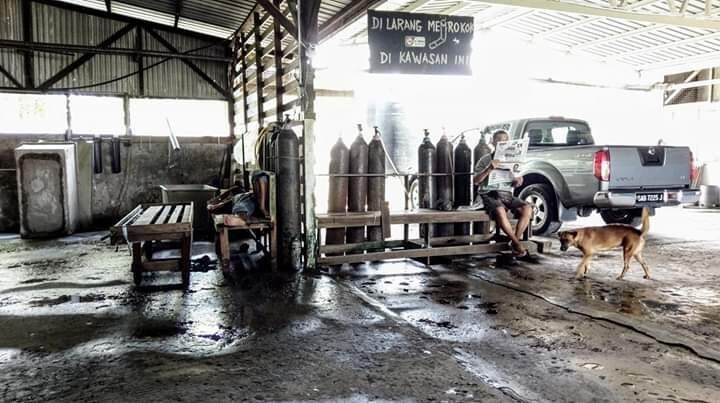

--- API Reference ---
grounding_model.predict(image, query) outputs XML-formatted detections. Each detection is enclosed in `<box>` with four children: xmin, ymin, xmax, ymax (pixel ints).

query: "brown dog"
<box><xmin>558</xmin><ymin>208</ymin><xmax>650</xmax><ymax>280</ymax></box>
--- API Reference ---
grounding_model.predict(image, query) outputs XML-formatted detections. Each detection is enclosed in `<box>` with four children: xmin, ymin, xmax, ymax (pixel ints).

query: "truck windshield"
<box><xmin>524</xmin><ymin>121</ymin><xmax>594</xmax><ymax>146</ymax></box>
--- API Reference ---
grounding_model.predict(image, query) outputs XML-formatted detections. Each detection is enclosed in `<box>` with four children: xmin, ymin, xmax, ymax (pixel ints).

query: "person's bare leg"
<box><xmin>514</xmin><ymin>204</ymin><xmax>533</xmax><ymax>240</ymax></box>
<box><xmin>494</xmin><ymin>207</ymin><xmax>526</xmax><ymax>255</ymax></box>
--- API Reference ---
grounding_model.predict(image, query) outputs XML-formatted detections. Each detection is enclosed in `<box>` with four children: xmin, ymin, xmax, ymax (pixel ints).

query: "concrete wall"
<box><xmin>0</xmin><ymin>136</ymin><xmax>225</xmax><ymax>231</ymax></box>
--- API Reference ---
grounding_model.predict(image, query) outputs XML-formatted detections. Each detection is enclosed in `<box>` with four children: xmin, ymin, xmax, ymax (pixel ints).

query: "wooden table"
<box><xmin>316</xmin><ymin>207</ymin><xmax>545</xmax><ymax>266</ymax></box>
<box><xmin>110</xmin><ymin>202</ymin><xmax>193</xmax><ymax>287</ymax></box>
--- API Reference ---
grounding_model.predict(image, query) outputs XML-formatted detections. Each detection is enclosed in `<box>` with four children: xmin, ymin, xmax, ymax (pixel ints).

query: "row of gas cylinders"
<box><xmin>327</xmin><ymin>129</ymin><xmax>387</xmax><ymax>246</ymax></box>
<box><xmin>418</xmin><ymin>129</ymin><xmax>493</xmax><ymax>237</ymax></box>
<box><xmin>326</xmin><ymin>129</ymin><xmax>493</xmax><ymax>246</ymax></box>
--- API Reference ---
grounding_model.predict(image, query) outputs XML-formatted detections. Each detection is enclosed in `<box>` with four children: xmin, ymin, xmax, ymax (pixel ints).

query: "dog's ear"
<box><xmin>561</xmin><ymin>230</ymin><xmax>577</xmax><ymax>239</ymax></box>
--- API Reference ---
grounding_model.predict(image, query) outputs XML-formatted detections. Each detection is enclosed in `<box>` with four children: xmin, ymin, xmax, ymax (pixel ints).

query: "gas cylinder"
<box><xmin>367</xmin><ymin>128</ymin><xmax>386</xmax><ymax>244</ymax></box>
<box><xmin>275</xmin><ymin>128</ymin><xmax>302</xmax><ymax>270</ymax></box>
<box><xmin>418</xmin><ymin>129</ymin><xmax>436</xmax><ymax>239</ymax></box>
<box><xmin>473</xmin><ymin>133</ymin><xmax>493</xmax><ymax>235</ymax></box>
<box><xmin>347</xmin><ymin>127</ymin><xmax>368</xmax><ymax>244</ymax></box>
<box><xmin>435</xmin><ymin>134</ymin><xmax>454</xmax><ymax>237</ymax></box>
<box><xmin>326</xmin><ymin>138</ymin><xmax>350</xmax><ymax>250</ymax></box>
<box><xmin>454</xmin><ymin>135</ymin><xmax>472</xmax><ymax>235</ymax></box>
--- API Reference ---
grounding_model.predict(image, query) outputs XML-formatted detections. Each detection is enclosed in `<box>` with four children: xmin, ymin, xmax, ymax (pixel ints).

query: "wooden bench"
<box><xmin>212</xmin><ymin>215</ymin><xmax>277</xmax><ymax>272</ymax></box>
<box><xmin>316</xmin><ymin>207</ymin><xmax>544</xmax><ymax>266</ymax></box>
<box><xmin>110</xmin><ymin>202</ymin><xmax>193</xmax><ymax>287</ymax></box>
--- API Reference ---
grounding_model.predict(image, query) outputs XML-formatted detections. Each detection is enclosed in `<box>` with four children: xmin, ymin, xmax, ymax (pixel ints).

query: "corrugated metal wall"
<box><xmin>0</xmin><ymin>0</ymin><xmax>25</xmax><ymax>88</ymax></box>
<box><xmin>0</xmin><ymin>0</ymin><xmax>230</xmax><ymax>99</ymax></box>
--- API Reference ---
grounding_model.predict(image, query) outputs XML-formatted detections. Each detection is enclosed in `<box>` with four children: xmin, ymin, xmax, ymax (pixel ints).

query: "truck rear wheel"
<box><xmin>519</xmin><ymin>184</ymin><xmax>561</xmax><ymax>236</ymax></box>
<box><xmin>600</xmin><ymin>209</ymin><xmax>643</xmax><ymax>227</ymax></box>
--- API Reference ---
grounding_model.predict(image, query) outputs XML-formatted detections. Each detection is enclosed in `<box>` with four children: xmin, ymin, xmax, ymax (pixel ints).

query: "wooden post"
<box><xmin>273</xmin><ymin>0</ymin><xmax>284</xmax><ymax>122</ymax></box>
<box><xmin>299</xmin><ymin>0</ymin><xmax>321</xmax><ymax>270</ymax></box>
<box><xmin>239</xmin><ymin>33</ymin><xmax>249</xmax><ymax>130</ymax></box>
<box><xmin>253</xmin><ymin>12</ymin><xmax>265</xmax><ymax>127</ymax></box>
<box><xmin>136</xmin><ymin>26</ymin><xmax>144</xmax><ymax>95</ymax></box>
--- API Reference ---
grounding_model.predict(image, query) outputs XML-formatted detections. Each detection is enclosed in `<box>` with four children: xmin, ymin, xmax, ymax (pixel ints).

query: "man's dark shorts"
<box><xmin>479</xmin><ymin>190</ymin><xmax>529</xmax><ymax>220</ymax></box>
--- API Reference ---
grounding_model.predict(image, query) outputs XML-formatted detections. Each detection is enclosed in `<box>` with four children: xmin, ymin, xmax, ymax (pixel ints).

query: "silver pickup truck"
<box><xmin>482</xmin><ymin>117</ymin><xmax>700</xmax><ymax>235</ymax></box>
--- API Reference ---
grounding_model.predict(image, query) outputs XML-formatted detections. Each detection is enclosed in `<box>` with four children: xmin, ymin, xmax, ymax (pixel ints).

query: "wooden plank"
<box><xmin>181</xmin><ymin>203</ymin><xmax>193</xmax><ymax>224</ymax></box>
<box><xmin>408</xmin><ymin>234</ymin><xmax>495</xmax><ymax>246</ymax></box>
<box><xmin>126</xmin><ymin>232</ymin><xmax>188</xmax><ymax>242</ymax></box>
<box><xmin>318</xmin><ymin>241</ymin><xmax>536</xmax><ymax>266</ymax></box>
<box><xmin>320</xmin><ymin>239</ymin><xmax>405</xmax><ymax>255</ymax></box>
<box><xmin>132</xmin><ymin>206</ymin><xmax>163</xmax><ymax>226</ymax></box>
<box><xmin>126</xmin><ymin>223</ymin><xmax>192</xmax><ymax>238</ymax></box>
<box><xmin>219</xmin><ymin>228</ymin><xmax>230</xmax><ymax>271</ymax></box>
<box><xmin>109</xmin><ymin>204</ymin><xmax>144</xmax><ymax>242</ymax></box>
<box><xmin>168</xmin><ymin>204</ymin><xmax>183</xmax><ymax>224</ymax></box>
<box><xmin>115</xmin><ymin>204</ymin><xmax>144</xmax><ymax>227</ymax></box>
<box><xmin>381</xmin><ymin>202</ymin><xmax>391</xmax><ymax>239</ymax></box>
<box><xmin>153</xmin><ymin>205</ymin><xmax>172</xmax><ymax>225</ymax></box>
<box><xmin>317</xmin><ymin>209</ymin><xmax>492</xmax><ymax>228</ymax></box>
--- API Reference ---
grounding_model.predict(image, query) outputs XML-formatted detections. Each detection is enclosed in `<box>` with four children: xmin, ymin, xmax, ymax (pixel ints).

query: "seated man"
<box><xmin>208</xmin><ymin>171</ymin><xmax>270</xmax><ymax>227</ymax></box>
<box><xmin>473</xmin><ymin>130</ymin><xmax>536</xmax><ymax>261</ymax></box>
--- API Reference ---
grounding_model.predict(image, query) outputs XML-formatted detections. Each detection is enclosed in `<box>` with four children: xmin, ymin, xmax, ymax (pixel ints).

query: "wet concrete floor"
<box><xmin>1</xmin><ymin>207</ymin><xmax>719</xmax><ymax>402</ymax></box>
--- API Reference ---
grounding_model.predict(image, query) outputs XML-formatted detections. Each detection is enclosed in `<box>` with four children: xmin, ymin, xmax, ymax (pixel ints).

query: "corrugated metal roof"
<box><xmin>53</xmin><ymin>0</ymin><xmax>358</xmax><ymax>39</ymax></box>
<box><xmin>332</xmin><ymin>0</ymin><xmax>720</xmax><ymax>72</ymax></box>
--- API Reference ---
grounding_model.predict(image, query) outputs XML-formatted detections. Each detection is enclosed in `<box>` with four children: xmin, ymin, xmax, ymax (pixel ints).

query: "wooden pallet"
<box><xmin>110</xmin><ymin>202</ymin><xmax>193</xmax><ymax>287</ymax></box>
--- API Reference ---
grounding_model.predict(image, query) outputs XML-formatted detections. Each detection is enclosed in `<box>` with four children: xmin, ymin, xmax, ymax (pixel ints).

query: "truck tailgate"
<box><xmin>608</xmin><ymin>146</ymin><xmax>691</xmax><ymax>189</ymax></box>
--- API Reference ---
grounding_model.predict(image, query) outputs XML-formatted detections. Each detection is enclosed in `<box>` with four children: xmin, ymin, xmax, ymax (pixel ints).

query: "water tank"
<box><xmin>15</xmin><ymin>144</ymin><xmax>78</xmax><ymax>238</ymax></box>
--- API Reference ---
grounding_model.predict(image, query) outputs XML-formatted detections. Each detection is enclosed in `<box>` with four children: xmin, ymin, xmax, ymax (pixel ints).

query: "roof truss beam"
<box><xmin>146</xmin><ymin>27</ymin><xmax>229</xmax><ymax>97</ymax></box>
<box><xmin>256</xmin><ymin>0</ymin><xmax>298</xmax><ymax>39</ymax></box>
<box><xmin>0</xmin><ymin>64</ymin><xmax>23</xmax><ymax>88</ymax></box>
<box><xmin>664</xmin><ymin>69</ymin><xmax>701</xmax><ymax>104</ymax></box>
<box><xmin>38</xmin><ymin>23</ymin><xmax>135</xmax><ymax>91</ymax></box>
<box><xmin>469</xmin><ymin>0</ymin><xmax>720</xmax><ymax>30</ymax></box>
<box><xmin>318</xmin><ymin>0</ymin><xmax>383</xmax><ymax>42</ymax></box>
<box><xmin>105</xmin><ymin>0</ymin><xmax>111</xmax><ymax>13</ymax></box>
<box><xmin>174</xmin><ymin>0</ymin><xmax>183</xmax><ymax>28</ymax></box>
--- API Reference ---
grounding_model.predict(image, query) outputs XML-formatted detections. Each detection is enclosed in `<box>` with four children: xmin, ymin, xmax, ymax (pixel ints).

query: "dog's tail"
<box><xmin>640</xmin><ymin>207</ymin><xmax>650</xmax><ymax>236</ymax></box>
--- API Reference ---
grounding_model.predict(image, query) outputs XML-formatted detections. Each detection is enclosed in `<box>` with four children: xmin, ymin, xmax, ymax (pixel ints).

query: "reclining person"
<box><xmin>473</xmin><ymin>130</ymin><xmax>536</xmax><ymax>262</ymax></box>
<box><xmin>207</xmin><ymin>171</ymin><xmax>270</xmax><ymax>227</ymax></box>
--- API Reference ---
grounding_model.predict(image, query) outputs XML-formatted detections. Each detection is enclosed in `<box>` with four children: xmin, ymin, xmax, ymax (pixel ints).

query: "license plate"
<box><xmin>636</xmin><ymin>192</ymin><xmax>664</xmax><ymax>203</ymax></box>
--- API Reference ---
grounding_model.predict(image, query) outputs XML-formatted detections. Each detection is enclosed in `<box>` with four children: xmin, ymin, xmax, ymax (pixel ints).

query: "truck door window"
<box><xmin>524</xmin><ymin>121</ymin><xmax>593</xmax><ymax>146</ymax></box>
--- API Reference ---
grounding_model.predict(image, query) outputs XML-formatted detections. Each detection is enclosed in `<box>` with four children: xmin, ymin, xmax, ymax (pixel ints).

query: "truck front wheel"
<box><xmin>519</xmin><ymin>184</ymin><xmax>561</xmax><ymax>236</ymax></box>
<box><xmin>600</xmin><ymin>209</ymin><xmax>643</xmax><ymax>227</ymax></box>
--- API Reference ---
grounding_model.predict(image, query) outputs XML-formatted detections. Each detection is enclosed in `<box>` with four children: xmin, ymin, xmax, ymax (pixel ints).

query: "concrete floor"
<box><xmin>1</xmin><ymin>207</ymin><xmax>719</xmax><ymax>402</ymax></box>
